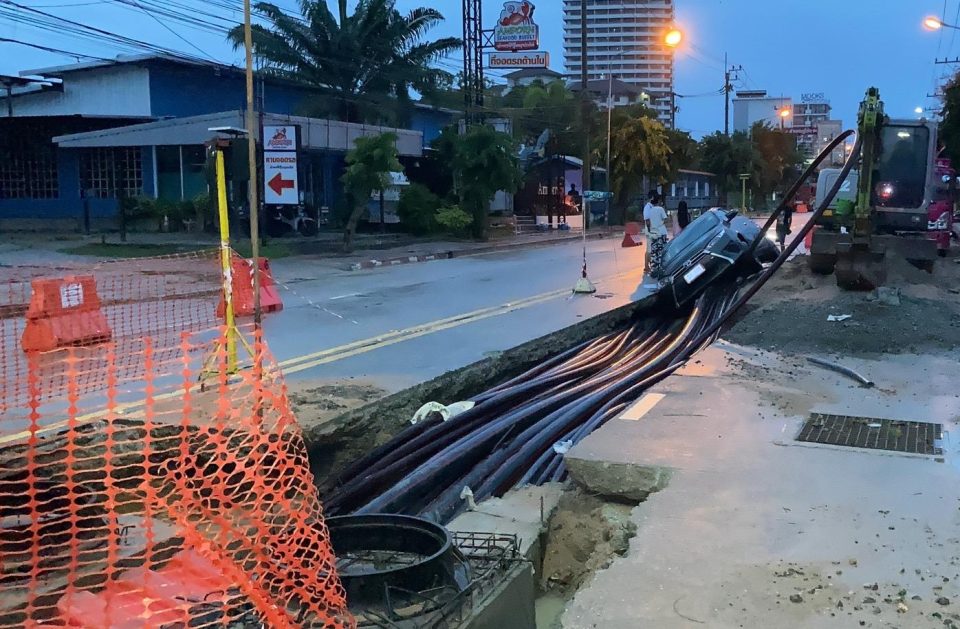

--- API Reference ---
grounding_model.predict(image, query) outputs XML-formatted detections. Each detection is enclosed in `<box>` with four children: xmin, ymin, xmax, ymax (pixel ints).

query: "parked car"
<box><xmin>654</xmin><ymin>208</ymin><xmax>779</xmax><ymax>308</ymax></box>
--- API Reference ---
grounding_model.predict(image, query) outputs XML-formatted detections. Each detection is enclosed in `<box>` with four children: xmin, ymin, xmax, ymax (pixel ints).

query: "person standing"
<box><xmin>644</xmin><ymin>192</ymin><xmax>669</xmax><ymax>276</ymax></box>
<box><xmin>677</xmin><ymin>199</ymin><xmax>690</xmax><ymax>230</ymax></box>
<box><xmin>776</xmin><ymin>202</ymin><xmax>795</xmax><ymax>252</ymax></box>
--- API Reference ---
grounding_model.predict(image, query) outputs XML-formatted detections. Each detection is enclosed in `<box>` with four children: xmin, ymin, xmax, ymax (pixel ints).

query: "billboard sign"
<box><xmin>263</xmin><ymin>125</ymin><xmax>298</xmax><ymax>151</ymax></box>
<box><xmin>801</xmin><ymin>93</ymin><xmax>827</xmax><ymax>104</ymax></box>
<box><xmin>487</xmin><ymin>51</ymin><xmax>549</xmax><ymax>69</ymax></box>
<box><xmin>494</xmin><ymin>1</ymin><xmax>539</xmax><ymax>51</ymax></box>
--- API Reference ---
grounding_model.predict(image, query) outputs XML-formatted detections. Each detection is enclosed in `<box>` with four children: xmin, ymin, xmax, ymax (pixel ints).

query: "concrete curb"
<box><xmin>347</xmin><ymin>232</ymin><xmax>610</xmax><ymax>271</ymax></box>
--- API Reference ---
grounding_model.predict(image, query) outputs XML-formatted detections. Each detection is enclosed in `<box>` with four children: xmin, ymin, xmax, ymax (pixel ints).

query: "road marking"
<box><xmin>2</xmin><ymin>265</ymin><xmax>645</xmax><ymax>444</ymax></box>
<box><xmin>328</xmin><ymin>292</ymin><xmax>361</xmax><ymax>301</ymax></box>
<box><xmin>621</xmin><ymin>393</ymin><xmax>666</xmax><ymax>421</ymax></box>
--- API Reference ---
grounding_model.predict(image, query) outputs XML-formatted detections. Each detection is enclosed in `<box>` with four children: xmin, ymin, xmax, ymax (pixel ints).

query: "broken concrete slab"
<box><xmin>564</xmin><ymin>457</ymin><xmax>671</xmax><ymax>502</ymax></box>
<box><xmin>447</xmin><ymin>483</ymin><xmax>564</xmax><ymax>580</ymax></box>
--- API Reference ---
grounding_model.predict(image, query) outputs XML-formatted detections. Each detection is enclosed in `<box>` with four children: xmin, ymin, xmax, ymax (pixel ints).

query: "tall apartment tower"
<box><xmin>563</xmin><ymin>0</ymin><xmax>675</xmax><ymax>126</ymax></box>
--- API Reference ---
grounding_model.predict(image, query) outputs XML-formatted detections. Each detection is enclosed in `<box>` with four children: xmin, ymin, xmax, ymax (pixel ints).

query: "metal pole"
<box><xmin>605</xmin><ymin>73</ymin><xmax>613</xmax><ymax>220</ymax></box>
<box><xmin>605</xmin><ymin>74</ymin><xmax>613</xmax><ymax>185</ymax></box>
<box><xmin>724</xmin><ymin>52</ymin><xmax>730</xmax><ymax>136</ymax></box>
<box><xmin>5</xmin><ymin>85</ymin><xmax>11</xmax><ymax>117</ymax></box>
<box><xmin>580</xmin><ymin>0</ymin><xmax>591</xmax><ymax>230</ymax></box>
<box><xmin>243</xmin><ymin>0</ymin><xmax>262</xmax><ymax>327</ymax></box>
<box><xmin>216</xmin><ymin>148</ymin><xmax>238</xmax><ymax>374</ymax></box>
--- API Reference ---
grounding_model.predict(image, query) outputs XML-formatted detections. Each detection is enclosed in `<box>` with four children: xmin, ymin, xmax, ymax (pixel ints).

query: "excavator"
<box><xmin>809</xmin><ymin>87</ymin><xmax>947</xmax><ymax>289</ymax></box>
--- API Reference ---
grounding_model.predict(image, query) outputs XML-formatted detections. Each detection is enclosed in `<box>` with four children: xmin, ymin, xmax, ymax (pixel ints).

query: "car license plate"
<box><xmin>683</xmin><ymin>263</ymin><xmax>706</xmax><ymax>284</ymax></box>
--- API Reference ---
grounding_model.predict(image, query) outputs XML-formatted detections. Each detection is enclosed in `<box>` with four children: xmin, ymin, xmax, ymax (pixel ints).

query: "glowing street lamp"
<box><xmin>924</xmin><ymin>16</ymin><xmax>960</xmax><ymax>30</ymax></box>
<box><xmin>664</xmin><ymin>28</ymin><xmax>683</xmax><ymax>48</ymax></box>
<box><xmin>778</xmin><ymin>107</ymin><xmax>790</xmax><ymax>130</ymax></box>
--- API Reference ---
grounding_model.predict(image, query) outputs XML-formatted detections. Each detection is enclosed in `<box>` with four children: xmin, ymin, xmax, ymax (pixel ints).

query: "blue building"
<box><xmin>0</xmin><ymin>55</ymin><xmax>458</xmax><ymax>229</ymax></box>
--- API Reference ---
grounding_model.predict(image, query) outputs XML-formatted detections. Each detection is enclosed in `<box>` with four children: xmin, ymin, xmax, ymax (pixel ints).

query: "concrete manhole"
<box><xmin>796</xmin><ymin>413</ymin><xmax>943</xmax><ymax>456</ymax></box>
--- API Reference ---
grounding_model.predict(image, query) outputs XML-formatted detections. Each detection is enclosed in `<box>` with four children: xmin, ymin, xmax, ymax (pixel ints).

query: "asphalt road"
<box><xmin>262</xmin><ymin>238</ymin><xmax>647</xmax><ymax>391</ymax></box>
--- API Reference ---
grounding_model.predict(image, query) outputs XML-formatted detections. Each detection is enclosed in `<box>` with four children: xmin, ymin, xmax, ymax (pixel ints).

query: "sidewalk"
<box><xmin>1</xmin><ymin>227</ymin><xmax>617</xmax><ymax>270</ymax></box>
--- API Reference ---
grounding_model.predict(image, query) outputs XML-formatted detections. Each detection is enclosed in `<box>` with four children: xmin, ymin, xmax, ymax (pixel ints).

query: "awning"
<box><xmin>53</xmin><ymin>110</ymin><xmax>424</xmax><ymax>156</ymax></box>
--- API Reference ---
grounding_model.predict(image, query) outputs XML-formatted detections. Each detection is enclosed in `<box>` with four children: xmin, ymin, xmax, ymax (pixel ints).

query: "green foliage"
<box><xmin>453</xmin><ymin>125</ymin><xmax>522</xmax><ymax>239</ymax></box>
<box><xmin>341</xmin><ymin>132</ymin><xmax>404</xmax><ymax>250</ymax></box>
<box><xmin>750</xmin><ymin>122</ymin><xmax>803</xmax><ymax>206</ymax></box>
<box><xmin>229</xmin><ymin>1</ymin><xmax>462</xmax><ymax>124</ymax></box>
<box><xmin>941</xmin><ymin>72</ymin><xmax>960</xmax><ymax>167</ymax></box>
<box><xmin>500</xmin><ymin>80</ymin><xmax>594</xmax><ymax>157</ymax></box>
<box><xmin>664</xmin><ymin>128</ymin><xmax>698</xmax><ymax>178</ymax></box>
<box><xmin>435</xmin><ymin>205</ymin><xmax>472</xmax><ymax>235</ymax></box>
<box><xmin>398</xmin><ymin>183</ymin><xmax>441</xmax><ymax>235</ymax></box>
<box><xmin>609</xmin><ymin>115</ymin><xmax>671</xmax><ymax>215</ymax></box>
<box><xmin>698</xmin><ymin>131</ymin><xmax>759</xmax><ymax>196</ymax></box>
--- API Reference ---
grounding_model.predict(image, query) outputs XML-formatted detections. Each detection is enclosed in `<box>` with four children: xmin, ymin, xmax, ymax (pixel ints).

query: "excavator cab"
<box><xmin>809</xmin><ymin>88</ymin><xmax>940</xmax><ymax>288</ymax></box>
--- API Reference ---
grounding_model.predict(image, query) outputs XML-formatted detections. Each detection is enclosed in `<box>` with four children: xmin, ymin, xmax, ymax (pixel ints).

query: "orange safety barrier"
<box><xmin>622</xmin><ymin>222</ymin><xmax>643</xmax><ymax>248</ymax></box>
<box><xmin>0</xmin><ymin>254</ymin><xmax>351</xmax><ymax>628</ymax></box>
<box><xmin>218</xmin><ymin>257</ymin><xmax>284</xmax><ymax>319</ymax></box>
<box><xmin>20</xmin><ymin>275</ymin><xmax>111</xmax><ymax>353</ymax></box>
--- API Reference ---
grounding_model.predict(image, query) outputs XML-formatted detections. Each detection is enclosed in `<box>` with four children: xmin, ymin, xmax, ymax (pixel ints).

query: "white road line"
<box><xmin>621</xmin><ymin>393</ymin><xmax>666</xmax><ymax>421</ymax></box>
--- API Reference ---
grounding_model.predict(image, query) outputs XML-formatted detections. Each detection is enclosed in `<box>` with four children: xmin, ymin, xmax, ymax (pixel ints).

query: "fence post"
<box><xmin>215</xmin><ymin>148</ymin><xmax>238</xmax><ymax>374</ymax></box>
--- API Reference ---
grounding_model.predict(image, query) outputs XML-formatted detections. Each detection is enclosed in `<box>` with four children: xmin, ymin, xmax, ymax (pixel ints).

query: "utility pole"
<box><xmin>243</xmin><ymin>0</ymin><xmax>262</xmax><ymax>326</ymax></box>
<box><xmin>724</xmin><ymin>54</ymin><xmax>743</xmax><ymax>136</ymax></box>
<box><xmin>580</xmin><ymin>0</ymin><xmax>591</xmax><ymax>229</ymax></box>
<box><xmin>605</xmin><ymin>72</ymin><xmax>613</xmax><ymax>206</ymax></box>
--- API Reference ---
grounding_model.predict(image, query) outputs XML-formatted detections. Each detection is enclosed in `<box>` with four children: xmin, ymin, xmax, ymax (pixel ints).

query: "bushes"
<box><xmin>398</xmin><ymin>183</ymin><xmax>441</xmax><ymax>235</ymax></box>
<box><xmin>435</xmin><ymin>206</ymin><xmax>472</xmax><ymax>236</ymax></box>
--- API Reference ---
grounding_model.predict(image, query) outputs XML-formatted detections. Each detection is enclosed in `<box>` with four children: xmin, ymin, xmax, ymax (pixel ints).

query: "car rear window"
<box><xmin>661</xmin><ymin>211</ymin><xmax>722</xmax><ymax>268</ymax></box>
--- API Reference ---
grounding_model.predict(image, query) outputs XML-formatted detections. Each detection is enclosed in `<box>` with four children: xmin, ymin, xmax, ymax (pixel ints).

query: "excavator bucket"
<box><xmin>834</xmin><ymin>247</ymin><xmax>888</xmax><ymax>290</ymax></box>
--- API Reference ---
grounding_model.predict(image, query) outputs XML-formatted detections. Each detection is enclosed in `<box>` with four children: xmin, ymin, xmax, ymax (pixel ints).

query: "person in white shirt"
<box><xmin>643</xmin><ymin>191</ymin><xmax>669</xmax><ymax>276</ymax></box>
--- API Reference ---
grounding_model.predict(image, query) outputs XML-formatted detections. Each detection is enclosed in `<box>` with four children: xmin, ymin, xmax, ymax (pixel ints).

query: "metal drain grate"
<box><xmin>797</xmin><ymin>413</ymin><xmax>943</xmax><ymax>455</ymax></box>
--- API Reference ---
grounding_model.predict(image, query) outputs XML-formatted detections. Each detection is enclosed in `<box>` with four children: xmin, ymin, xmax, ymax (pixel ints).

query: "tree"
<box><xmin>941</xmin><ymin>72</ymin><xmax>960</xmax><ymax>167</ymax></box>
<box><xmin>453</xmin><ymin>125</ymin><xmax>522</xmax><ymax>240</ymax></box>
<box><xmin>750</xmin><ymin>122</ymin><xmax>803</xmax><ymax>207</ymax></box>
<box><xmin>664</xmin><ymin>128</ymin><xmax>698</xmax><ymax>179</ymax></box>
<box><xmin>609</xmin><ymin>115</ymin><xmax>671</xmax><ymax>220</ymax></box>
<box><xmin>698</xmin><ymin>131</ymin><xmax>758</xmax><ymax>203</ymax></box>
<box><xmin>341</xmin><ymin>132</ymin><xmax>402</xmax><ymax>251</ymax></box>
<box><xmin>229</xmin><ymin>0</ymin><xmax>461</xmax><ymax>124</ymax></box>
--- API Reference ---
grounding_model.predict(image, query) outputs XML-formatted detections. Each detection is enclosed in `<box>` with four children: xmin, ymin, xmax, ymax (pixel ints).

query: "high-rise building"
<box><xmin>562</xmin><ymin>0</ymin><xmax>675</xmax><ymax>126</ymax></box>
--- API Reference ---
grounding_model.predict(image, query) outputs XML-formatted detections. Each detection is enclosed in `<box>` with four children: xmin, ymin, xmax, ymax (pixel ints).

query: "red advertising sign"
<box><xmin>494</xmin><ymin>1</ymin><xmax>539</xmax><ymax>52</ymax></box>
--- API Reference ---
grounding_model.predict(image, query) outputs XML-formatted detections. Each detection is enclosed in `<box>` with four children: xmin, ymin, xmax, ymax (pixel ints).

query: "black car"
<box><xmin>654</xmin><ymin>208</ymin><xmax>778</xmax><ymax>308</ymax></box>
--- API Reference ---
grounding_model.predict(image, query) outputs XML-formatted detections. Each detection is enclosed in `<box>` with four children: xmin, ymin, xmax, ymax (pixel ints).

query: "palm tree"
<box><xmin>229</xmin><ymin>0</ymin><xmax>461</xmax><ymax>124</ymax></box>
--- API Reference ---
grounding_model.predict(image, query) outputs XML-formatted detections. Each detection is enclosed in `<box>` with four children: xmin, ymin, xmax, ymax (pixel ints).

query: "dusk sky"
<box><xmin>1</xmin><ymin>0</ymin><xmax>953</xmax><ymax>137</ymax></box>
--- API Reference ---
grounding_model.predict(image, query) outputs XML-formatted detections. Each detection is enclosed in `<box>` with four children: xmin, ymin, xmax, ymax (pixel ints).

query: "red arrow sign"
<box><xmin>268</xmin><ymin>172</ymin><xmax>295</xmax><ymax>196</ymax></box>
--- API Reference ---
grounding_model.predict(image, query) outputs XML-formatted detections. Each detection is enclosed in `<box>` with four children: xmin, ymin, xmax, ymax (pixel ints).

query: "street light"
<box><xmin>915</xmin><ymin>106</ymin><xmax>925</xmax><ymax>114</ymax></box>
<box><xmin>778</xmin><ymin>107</ymin><xmax>790</xmax><ymax>130</ymax></box>
<box><xmin>923</xmin><ymin>16</ymin><xmax>960</xmax><ymax>30</ymax></box>
<box><xmin>664</xmin><ymin>28</ymin><xmax>683</xmax><ymax>48</ymax></box>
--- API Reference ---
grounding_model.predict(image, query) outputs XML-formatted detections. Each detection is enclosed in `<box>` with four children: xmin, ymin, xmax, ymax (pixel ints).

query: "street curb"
<box><xmin>347</xmin><ymin>232</ymin><xmax>610</xmax><ymax>271</ymax></box>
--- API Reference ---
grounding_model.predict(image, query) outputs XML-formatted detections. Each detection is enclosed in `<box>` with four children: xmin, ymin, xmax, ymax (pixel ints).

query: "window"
<box><xmin>0</xmin><ymin>145</ymin><xmax>59</xmax><ymax>199</ymax></box>
<box><xmin>81</xmin><ymin>147</ymin><xmax>143</xmax><ymax>198</ymax></box>
<box><xmin>874</xmin><ymin>125</ymin><xmax>929</xmax><ymax>209</ymax></box>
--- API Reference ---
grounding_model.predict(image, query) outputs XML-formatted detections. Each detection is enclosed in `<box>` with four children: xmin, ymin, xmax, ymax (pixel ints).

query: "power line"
<box><xmin>123</xmin><ymin>0</ymin><xmax>219</xmax><ymax>61</ymax></box>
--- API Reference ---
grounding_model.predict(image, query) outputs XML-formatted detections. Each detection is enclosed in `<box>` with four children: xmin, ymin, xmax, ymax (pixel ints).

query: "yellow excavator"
<box><xmin>809</xmin><ymin>87</ymin><xmax>945</xmax><ymax>288</ymax></box>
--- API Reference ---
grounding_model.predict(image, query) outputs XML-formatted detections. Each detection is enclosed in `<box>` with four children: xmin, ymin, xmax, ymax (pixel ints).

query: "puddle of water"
<box><xmin>535</xmin><ymin>594</ymin><xmax>566</xmax><ymax>629</ymax></box>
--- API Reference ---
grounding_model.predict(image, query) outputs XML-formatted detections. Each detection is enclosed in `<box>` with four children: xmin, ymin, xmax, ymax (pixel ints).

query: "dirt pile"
<box><xmin>539</xmin><ymin>489</ymin><xmax>637</xmax><ymax>597</ymax></box>
<box><xmin>287</xmin><ymin>380</ymin><xmax>386</xmax><ymax>432</ymax></box>
<box><xmin>725</xmin><ymin>256</ymin><xmax>960</xmax><ymax>355</ymax></box>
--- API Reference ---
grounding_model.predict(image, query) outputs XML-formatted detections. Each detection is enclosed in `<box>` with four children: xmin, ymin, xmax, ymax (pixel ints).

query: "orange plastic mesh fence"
<box><xmin>1</xmin><ymin>250</ymin><xmax>225</xmax><ymax>413</ymax></box>
<box><xmin>0</xmin><ymin>256</ymin><xmax>352</xmax><ymax>628</ymax></box>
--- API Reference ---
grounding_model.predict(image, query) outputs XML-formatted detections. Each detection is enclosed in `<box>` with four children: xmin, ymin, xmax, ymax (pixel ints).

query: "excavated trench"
<box><xmin>303</xmin><ymin>298</ymin><xmax>651</xmax><ymax>497</ymax></box>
